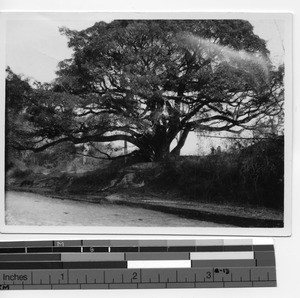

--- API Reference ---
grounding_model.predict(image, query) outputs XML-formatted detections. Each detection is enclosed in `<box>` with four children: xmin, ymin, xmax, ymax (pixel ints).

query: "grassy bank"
<box><xmin>6</xmin><ymin>138</ymin><xmax>284</xmax><ymax>211</ymax></box>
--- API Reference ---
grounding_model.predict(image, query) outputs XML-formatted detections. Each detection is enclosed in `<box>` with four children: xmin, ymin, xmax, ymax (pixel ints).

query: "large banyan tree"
<box><xmin>6</xmin><ymin>20</ymin><xmax>284</xmax><ymax>161</ymax></box>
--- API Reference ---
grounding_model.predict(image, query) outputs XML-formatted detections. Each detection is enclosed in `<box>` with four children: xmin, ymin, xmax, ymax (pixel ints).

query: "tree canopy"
<box><xmin>6</xmin><ymin>20</ymin><xmax>284</xmax><ymax>161</ymax></box>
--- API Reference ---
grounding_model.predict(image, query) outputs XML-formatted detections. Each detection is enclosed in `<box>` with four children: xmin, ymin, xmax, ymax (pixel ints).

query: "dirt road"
<box><xmin>5</xmin><ymin>191</ymin><xmax>230</xmax><ymax>227</ymax></box>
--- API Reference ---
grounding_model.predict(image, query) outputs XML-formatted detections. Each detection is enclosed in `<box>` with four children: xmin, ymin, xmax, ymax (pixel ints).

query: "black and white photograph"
<box><xmin>1</xmin><ymin>13</ymin><xmax>292</xmax><ymax>234</ymax></box>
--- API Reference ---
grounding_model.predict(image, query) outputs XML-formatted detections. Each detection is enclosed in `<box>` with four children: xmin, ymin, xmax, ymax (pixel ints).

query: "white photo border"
<box><xmin>0</xmin><ymin>12</ymin><xmax>293</xmax><ymax>236</ymax></box>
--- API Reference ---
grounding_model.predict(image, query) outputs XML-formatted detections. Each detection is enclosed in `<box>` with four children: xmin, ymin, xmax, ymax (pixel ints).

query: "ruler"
<box><xmin>0</xmin><ymin>239</ymin><xmax>276</xmax><ymax>290</ymax></box>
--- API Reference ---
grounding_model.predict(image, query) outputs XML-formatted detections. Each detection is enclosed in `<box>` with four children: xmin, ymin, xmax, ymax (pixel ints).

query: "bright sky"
<box><xmin>5</xmin><ymin>14</ymin><xmax>285</xmax><ymax>83</ymax></box>
<box><xmin>4</xmin><ymin>14</ymin><xmax>286</xmax><ymax>155</ymax></box>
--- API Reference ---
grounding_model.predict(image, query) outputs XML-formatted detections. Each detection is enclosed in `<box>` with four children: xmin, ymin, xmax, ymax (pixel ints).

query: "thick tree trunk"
<box><xmin>138</xmin><ymin>124</ymin><xmax>191</xmax><ymax>161</ymax></box>
<box><xmin>154</xmin><ymin>143</ymin><xmax>171</xmax><ymax>161</ymax></box>
<box><xmin>136</xmin><ymin>130</ymin><xmax>170</xmax><ymax>162</ymax></box>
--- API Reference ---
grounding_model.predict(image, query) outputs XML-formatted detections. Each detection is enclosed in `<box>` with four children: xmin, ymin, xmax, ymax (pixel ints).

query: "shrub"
<box><xmin>154</xmin><ymin>137</ymin><xmax>283</xmax><ymax>209</ymax></box>
<box><xmin>238</xmin><ymin>137</ymin><xmax>284</xmax><ymax>208</ymax></box>
<box><xmin>9</xmin><ymin>167</ymin><xmax>33</xmax><ymax>179</ymax></box>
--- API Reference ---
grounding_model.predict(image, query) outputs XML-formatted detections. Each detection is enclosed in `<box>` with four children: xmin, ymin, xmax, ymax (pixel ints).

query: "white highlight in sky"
<box><xmin>186</xmin><ymin>33</ymin><xmax>269</xmax><ymax>76</ymax></box>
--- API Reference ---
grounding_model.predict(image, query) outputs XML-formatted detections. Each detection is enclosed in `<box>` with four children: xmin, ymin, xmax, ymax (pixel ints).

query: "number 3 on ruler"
<box><xmin>206</xmin><ymin>271</ymin><xmax>212</xmax><ymax>279</ymax></box>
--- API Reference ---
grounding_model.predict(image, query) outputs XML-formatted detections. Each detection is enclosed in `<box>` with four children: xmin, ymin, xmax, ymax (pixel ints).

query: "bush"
<box><xmin>155</xmin><ymin>155</ymin><xmax>238</xmax><ymax>202</ymax></box>
<box><xmin>238</xmin><ymin>137</ymin><xmax>284</xmax><ymax>208</ymax></box>
<box><xmin>154</xmin><ymin>137</ymin><xmax>284</xmax><ymax>209</ymax></box>
<box><xmin>9</xmin><ymin>167</ymin><xmax>33</xmax><ymax>179</ymax></box>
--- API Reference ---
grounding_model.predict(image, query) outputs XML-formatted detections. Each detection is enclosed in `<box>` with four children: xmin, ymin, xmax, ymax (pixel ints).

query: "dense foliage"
<box><xmin>156</xmin><ymin>136</ymin><xmax>284</xmax><ymax>209</ymax></box>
